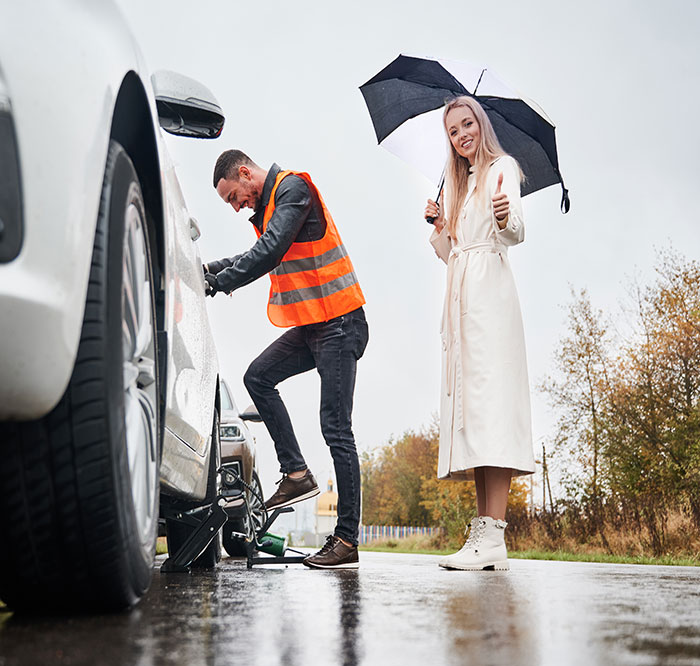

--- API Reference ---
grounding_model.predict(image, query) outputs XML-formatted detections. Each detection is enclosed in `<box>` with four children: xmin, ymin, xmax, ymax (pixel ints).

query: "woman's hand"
<box><xmin>425</xmin><ymin>198</ymin><xmax>445</xmax><ymax>232</ymax></box>
<box><xmin>492</xmin><ymin>173</ymin><xmax>509</xmax><ymax>228</ymax></box>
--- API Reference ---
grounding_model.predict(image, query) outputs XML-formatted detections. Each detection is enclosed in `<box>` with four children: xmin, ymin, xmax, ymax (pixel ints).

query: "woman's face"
<box><xmin>445</xmin><ymin>105</ymin><xmax>481</xmax><ymax>163</ymax></box>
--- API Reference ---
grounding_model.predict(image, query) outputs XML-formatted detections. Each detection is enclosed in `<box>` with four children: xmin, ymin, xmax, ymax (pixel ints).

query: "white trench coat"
<box><xmin>430</xmin><ymin>155</ymin><xmax>535</xmax><ymax>480</ymax></box>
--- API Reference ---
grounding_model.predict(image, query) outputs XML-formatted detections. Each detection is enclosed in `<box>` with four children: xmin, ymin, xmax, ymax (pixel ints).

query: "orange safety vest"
<box><xmin>254</xmin><ymin>170</ymin><xmax>365</xmax><ymax>328</ymax></box>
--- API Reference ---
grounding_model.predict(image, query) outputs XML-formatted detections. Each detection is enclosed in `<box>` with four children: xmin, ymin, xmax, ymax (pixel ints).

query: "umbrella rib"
<box><xmin>473</xmin><ymin>69</ymin><xmax>486</xmax><ymax>95</ymax></box>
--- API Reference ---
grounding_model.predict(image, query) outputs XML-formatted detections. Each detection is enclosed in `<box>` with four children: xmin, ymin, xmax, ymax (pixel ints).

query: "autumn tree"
<box><xmin>540</xmin><ymin>287</ymin><xmax>613</xmax><ymax>534</ymax></box>
<box><xmin>541</xmin><ymin>247</ymin><xmax>700</xmax><ymax>555</ymax></box>
<box><xmin>360</xmin><ymin>427</ymin><xmax>436</xmax><ymax>526</ymax></box>
<box><xmin>604</xmin><ymin>249</ymin><xmax>700</xmax><ymax>548</ymax></box>
<box><xmin>361</xmin><ymin>422</ymin><xmax>530</xmax><ymax>544</ymax></box>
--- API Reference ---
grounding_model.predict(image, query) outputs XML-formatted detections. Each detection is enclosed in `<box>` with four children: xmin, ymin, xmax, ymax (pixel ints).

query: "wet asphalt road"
<box><xmin>1</xmin><ymin>551</ymin><xmax>700</xmax><ymax>666</ymax></box>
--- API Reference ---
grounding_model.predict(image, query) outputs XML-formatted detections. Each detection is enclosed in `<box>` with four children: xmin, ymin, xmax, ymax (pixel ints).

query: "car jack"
<box><xmin>161</xmin><ymin>464</ymin><xmax>308</xmax><ymax>573</ymax></box>
<box><xmin>244</xmin><ymin>505</ymin><xmax>308</xmax><ymax>569</ymax></box>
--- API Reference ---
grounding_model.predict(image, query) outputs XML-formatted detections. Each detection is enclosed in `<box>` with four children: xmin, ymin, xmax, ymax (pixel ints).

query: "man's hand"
<box><xmin>204</xmin><ymin>273</ymin><xmax>219</xmax><ymax>297</ymax></box>
<box><xmin>202</xmin><ymin>263</ymin><xmax>209</xmax><ymax>276</ymax></box>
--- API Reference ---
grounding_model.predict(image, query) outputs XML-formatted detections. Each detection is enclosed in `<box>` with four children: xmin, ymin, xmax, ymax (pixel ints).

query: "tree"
<box><xmin>540</xmin><ymin>247</ymin><xmax>700</xmax><ymax>555</ymax></box>
<box><xmin>605</xmin><ymin>249</ymin><xmax>700</xmax><ymax>543</ymax></box>
<box><xmin>361</xmin><ymin>422</ymin><xmax>531</xmax><ymax>545</ymax></box>
<box><xmin>540</xmin><ymin>287</ymin><xmax>613</xmax><ymax>533</ymax></box>
<box><xmin>360</xmin><ymin>427</ymin><xmax>436</xmax><ymax>526</ymax></box>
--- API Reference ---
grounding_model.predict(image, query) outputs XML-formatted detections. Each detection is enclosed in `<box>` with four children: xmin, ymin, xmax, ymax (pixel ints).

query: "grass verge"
<box><xmin>156</xmin><ymin>536</ymin><xmax>168</xmax><ymax>556</ymax></box>
<box><xmin>359</xmin><ymin>537</ymin><xmax>700</xmax><ymax>566</ymax></box>
<box><xmin>360</xmin><ymin>545</ymin><xmax>446</xmax><ymax>556</ymax></box>
<box><xmin>509</xmin><ymin>549</ymin><xmax>700</xmax><ymax>567</ymax></box>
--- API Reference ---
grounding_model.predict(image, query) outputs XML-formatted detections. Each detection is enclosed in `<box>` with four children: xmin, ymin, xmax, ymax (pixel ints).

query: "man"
<box><xmin>204</xmin><ymin>150</ymin><xmax>368</xmax><ymax>569</ymax></box>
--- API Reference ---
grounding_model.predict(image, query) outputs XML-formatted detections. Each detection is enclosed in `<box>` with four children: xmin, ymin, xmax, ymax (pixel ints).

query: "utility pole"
<box><xmin>541</xmin><ymin>443</ymin><xmax>555</xmax><ymax>513</ymax></box>
<box><xmin>542</xmin><ymin>444</ymin><xmax>547</xmax><ymax>513</ymax></box>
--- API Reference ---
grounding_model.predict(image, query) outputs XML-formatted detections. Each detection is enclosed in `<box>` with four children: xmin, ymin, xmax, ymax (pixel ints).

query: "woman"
<box><xmin>424</xmin><ymin>96</ymin><xmax>535</xmax><ymax>571</ymax></box>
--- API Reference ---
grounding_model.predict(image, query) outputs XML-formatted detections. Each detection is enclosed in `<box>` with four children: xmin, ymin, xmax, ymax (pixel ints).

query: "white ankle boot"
<box><xmin>438</xmin><ymin>516</ymin><xmax>509</xmax><ymax>571</ymax></box>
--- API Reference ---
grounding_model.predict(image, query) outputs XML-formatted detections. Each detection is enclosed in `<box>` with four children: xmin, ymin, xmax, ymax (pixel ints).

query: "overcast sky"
<box><xmin>117</xmin><ymin>0</ymin><xmax>699</xmax><ymax>519</ymax></box>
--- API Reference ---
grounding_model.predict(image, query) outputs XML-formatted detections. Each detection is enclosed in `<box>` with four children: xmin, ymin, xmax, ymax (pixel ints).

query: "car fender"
<box><xmin>0</xmin><ymin>1</ymin><xmax>161</xmax><ymax>418</ymax></box>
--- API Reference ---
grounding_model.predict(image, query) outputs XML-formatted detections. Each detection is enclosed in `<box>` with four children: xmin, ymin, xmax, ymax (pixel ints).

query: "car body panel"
<box><xmin>160</xmin><ymin>162</ymin><xmax>217</xmax><ymax>457</ymax></box>
<box><xmin>0</xmin><ymin>0</ymin><xmax>219</xmax><ymax>501</ymax></box>
<box><xmin>160</xmin><ymin>427</ymin><xmax>211</xmax><ymax>501</ymax></box>
<box><xmin>0</xmin><ymin>1</ymin><xmax>139</xmax><ymax>418</ymax></box>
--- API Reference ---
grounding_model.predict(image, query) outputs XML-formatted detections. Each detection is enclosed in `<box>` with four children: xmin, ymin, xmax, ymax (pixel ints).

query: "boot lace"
<box><xmin>316</xmin><ymin>535</ymin><xmax>339</xmax><ymax>556</ymax></box>
<box><xmin>462</xmin><ymin>517</ymin><xmax>485</xmax><ymax>549</ymax></box>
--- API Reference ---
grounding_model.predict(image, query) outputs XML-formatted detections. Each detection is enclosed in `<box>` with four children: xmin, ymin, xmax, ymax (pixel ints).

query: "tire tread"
<box><xmin>0</xmin><ymin>141</ymin><xmax>157</xmax><ymax>611</ymax></box>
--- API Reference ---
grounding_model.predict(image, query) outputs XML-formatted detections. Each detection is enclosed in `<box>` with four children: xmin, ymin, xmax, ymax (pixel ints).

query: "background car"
<box><xmin>218</xmin><ymin>379</ymin><xmax>266</xmax><ymax>557</ymax></box>
<box><xmin>0</xmin><ymin>1</ymin><xmax>227</xmax><ymax>611</ymax></box>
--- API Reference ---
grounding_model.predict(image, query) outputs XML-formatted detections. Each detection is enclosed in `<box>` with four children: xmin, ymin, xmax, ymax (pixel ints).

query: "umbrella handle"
<box><xmin>426</xmin><ymin>177</ymin><xmax>445</xmax><ymax>225</ymax></box>
<box><xmin>560</xmin><ymin>185</ymin><xmax>570</xmax><ymax>214</ymax></box>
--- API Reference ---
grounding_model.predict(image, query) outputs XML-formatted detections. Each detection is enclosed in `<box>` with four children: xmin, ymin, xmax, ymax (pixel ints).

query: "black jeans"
<box><xmin>243</xmin><ymin>307</ymin><xmax>369</xmax><ymax>546</ymax></box>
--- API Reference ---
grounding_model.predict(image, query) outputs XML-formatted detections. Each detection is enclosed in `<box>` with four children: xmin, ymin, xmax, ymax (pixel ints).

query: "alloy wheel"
<box><xmin>121</xmin><ymin>192</ymin><xmax>158</xmax><ymax>548</ymax></box>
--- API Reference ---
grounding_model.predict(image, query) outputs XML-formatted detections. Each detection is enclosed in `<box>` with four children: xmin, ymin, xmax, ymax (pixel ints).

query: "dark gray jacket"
<box><xmin>208</xmin><ymin>164</ymin><xmax>326</xmax><ymax>294</ymax></box>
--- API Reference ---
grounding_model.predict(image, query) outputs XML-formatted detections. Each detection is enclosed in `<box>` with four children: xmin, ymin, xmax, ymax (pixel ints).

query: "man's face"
<box><xmin>216</xmin><ymin>166</ymin><xmax>262</xmax><ymax>213</ymax></box>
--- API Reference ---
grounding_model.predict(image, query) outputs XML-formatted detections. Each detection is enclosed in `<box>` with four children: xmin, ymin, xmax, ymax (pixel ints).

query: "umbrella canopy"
<box><xmin>360</xmin><ymin>54</ymin><xmax>569</xmax><ymax>212</ymax></box>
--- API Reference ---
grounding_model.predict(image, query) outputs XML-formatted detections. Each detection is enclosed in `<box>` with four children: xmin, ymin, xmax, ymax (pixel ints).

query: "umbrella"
<box><xmin>360</xmin><ymin>54</ymin><xmax>570</xmax><ymax>213</ymax></box>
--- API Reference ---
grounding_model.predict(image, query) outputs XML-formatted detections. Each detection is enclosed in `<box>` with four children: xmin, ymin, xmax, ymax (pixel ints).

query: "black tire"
<box><xmin>223</xmin><ymin>471</ymin><xmax>265</xmax><ymax>557</ymax></box>
<box><xmin>0</xmin><ymin>141</ymin><xmax>160</xmax><ymax>612</ymax></box>
<box><xmin>165</xmin><ymin>410</ymin><xmax>222</xmax><ymax>568</ymax></box>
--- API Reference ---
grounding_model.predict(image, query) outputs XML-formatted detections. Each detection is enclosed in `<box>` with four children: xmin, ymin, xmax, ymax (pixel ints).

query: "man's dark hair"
<box><xmin>212</xmin><ymin>150</ymin><xmax>257</xmax><ymax>188</ymax></box>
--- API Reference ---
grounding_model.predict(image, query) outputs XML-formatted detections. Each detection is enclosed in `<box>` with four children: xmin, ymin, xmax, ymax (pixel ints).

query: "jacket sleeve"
<box><xmin>207</xmin><ymin>255</ymin><xmax>242</xmax><ymax>275</ymax></box>
<box><xmin>213</xmin><ymin>176</ymin><xmax>312</xmax><ymax>294</ymax></box>
<box><xmin>430</xmin><ymin>224</ymin><xmax>452</xmax><ymax>264</ymax></box>
<box><xmin>491</xmin><ymin>155</ymin><xmax>525</xmax><ymax>246</ymax></box>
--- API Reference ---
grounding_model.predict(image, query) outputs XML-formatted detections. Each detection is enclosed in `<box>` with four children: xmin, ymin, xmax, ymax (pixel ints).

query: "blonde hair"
<box><xmin>442</xmin><ymin>97</ymin><xmax>517</xmax><ymax>237</ymax></box>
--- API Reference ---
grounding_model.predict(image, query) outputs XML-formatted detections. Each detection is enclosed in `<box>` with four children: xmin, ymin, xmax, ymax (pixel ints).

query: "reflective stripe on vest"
<box><xmin>272</xmin><ymin>243</ymin><xmax>348</xmax><ymax>276</ymax></box>
<box><xmin>256</xmin><ymin>170</ymin><xmax>365</xmax><ymax>327</ymax></box>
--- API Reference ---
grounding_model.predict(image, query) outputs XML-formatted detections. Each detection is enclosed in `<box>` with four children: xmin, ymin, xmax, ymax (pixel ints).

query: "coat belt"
<box><xmin>448</xmin><ymin>239</ymin><xmax>506</xmax><ymax>258</ymax></box>
<box><xmin>443</xmin><ymin>239</ymin><xmax>507</xmax><ymax>432</ymax></box>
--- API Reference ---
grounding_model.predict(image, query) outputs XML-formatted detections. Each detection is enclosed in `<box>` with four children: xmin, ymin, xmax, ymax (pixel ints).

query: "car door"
<box><xmin>161</xmin><ymin>157</ymin><xmax>217</xmax><ymax>457</ymax></box>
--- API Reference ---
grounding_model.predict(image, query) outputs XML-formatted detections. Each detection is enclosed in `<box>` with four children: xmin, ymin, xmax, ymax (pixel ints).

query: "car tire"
<box><xmin>165</xmin><ymin>410</ymin><xmax>222</xmax><ymax>568</ymax></box>
<box><xmin>223</xmin><ymin>471</ymin><xmax>265</xmax><ymax>557</ymax></box>
<box><xmin>0</xmin><ymin>140</ymin><xmax>160</xmax><ymax>612</ymax></box>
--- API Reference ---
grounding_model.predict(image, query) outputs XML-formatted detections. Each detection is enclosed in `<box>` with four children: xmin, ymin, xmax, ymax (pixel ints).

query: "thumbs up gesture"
<box><xmin>491</xmin><ymin>172</ymin><xmax>509</xmax><ymax>225</ymax></box>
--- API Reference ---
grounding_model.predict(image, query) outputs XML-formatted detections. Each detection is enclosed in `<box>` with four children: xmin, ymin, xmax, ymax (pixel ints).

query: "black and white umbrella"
<box><xmin>360</xmin><ymin>54</ymin><xmax>570</xmax><ymax>213</ymax></box>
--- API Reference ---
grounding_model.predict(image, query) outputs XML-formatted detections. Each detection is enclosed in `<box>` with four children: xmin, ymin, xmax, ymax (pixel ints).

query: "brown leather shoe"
<box><xmin>303</xmin><ymin>535</ymin><xmax>359</xmax><ymax>569</ymax></box>
<box><xmin>264</xmin><ymin>469</ymin><xmax>320</xmax><ymax>510</ymax></box>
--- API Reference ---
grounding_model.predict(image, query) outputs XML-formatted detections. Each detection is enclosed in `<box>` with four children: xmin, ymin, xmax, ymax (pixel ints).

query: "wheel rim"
<box><xmin>248</xmin><ymin>475</ymin><xmax>265</xmax><ymax>535</ymax></box>
<box><xmin>121</xmin><ymin>192</ymin><xmax>158</xmax><ymax>547</ymax></box>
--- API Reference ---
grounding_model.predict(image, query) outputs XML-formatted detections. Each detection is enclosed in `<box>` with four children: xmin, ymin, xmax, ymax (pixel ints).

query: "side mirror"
<box><xmin>151</xmin><ymin>70</ymin><xmax>225</xmax><ymax>139</ymax></box>
<box><xmin>239</xmin><ymin>404</ymin><xmax>263</xmax><ymax>423</ymax></box>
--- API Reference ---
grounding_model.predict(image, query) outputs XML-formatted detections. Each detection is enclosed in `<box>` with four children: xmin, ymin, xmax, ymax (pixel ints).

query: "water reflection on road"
<box><xmin>1</xmin><ymin>553</ymin><xmax>699</xmax><ymax>665</ymax></box>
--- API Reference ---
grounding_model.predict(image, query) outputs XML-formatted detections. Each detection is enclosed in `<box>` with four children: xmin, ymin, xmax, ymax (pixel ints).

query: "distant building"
<box><xmin>314</xmin><ymin>479</ymin><xmax>338</xmax><ymax>545</ymax></box>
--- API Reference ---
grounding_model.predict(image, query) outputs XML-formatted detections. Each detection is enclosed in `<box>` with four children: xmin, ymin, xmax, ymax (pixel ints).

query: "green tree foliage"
<box><xmin>360</xmin><ymin>427</ymin><xmax>437</xmax><ymax>527</ymax></box>
<box><xmin>361</xmin><ymin>423</ymin><xmax>529</xmax><ymax>543</ymax></box>
<box><xmin>542</xmin><ymin>247</ymin><xmax>700</xmax><ymax>555</ymax></box>
<box><xmin>540</xmin><ymin>287</ymin><xmax>612</xmax><ymax>511</ymax></box>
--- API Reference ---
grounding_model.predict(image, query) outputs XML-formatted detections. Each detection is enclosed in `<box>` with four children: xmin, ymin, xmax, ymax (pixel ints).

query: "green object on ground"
<box><xmin>259</xmin><ymin>533</ymin><xmax>288</xmax><ymax>557</ymax></box>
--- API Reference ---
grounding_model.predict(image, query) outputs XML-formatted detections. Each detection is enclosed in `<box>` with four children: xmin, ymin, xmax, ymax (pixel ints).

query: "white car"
<box><xmin>0</xmin><ymin>1</ymin><xmax>226</xmax><ymax>611</ymax></box>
